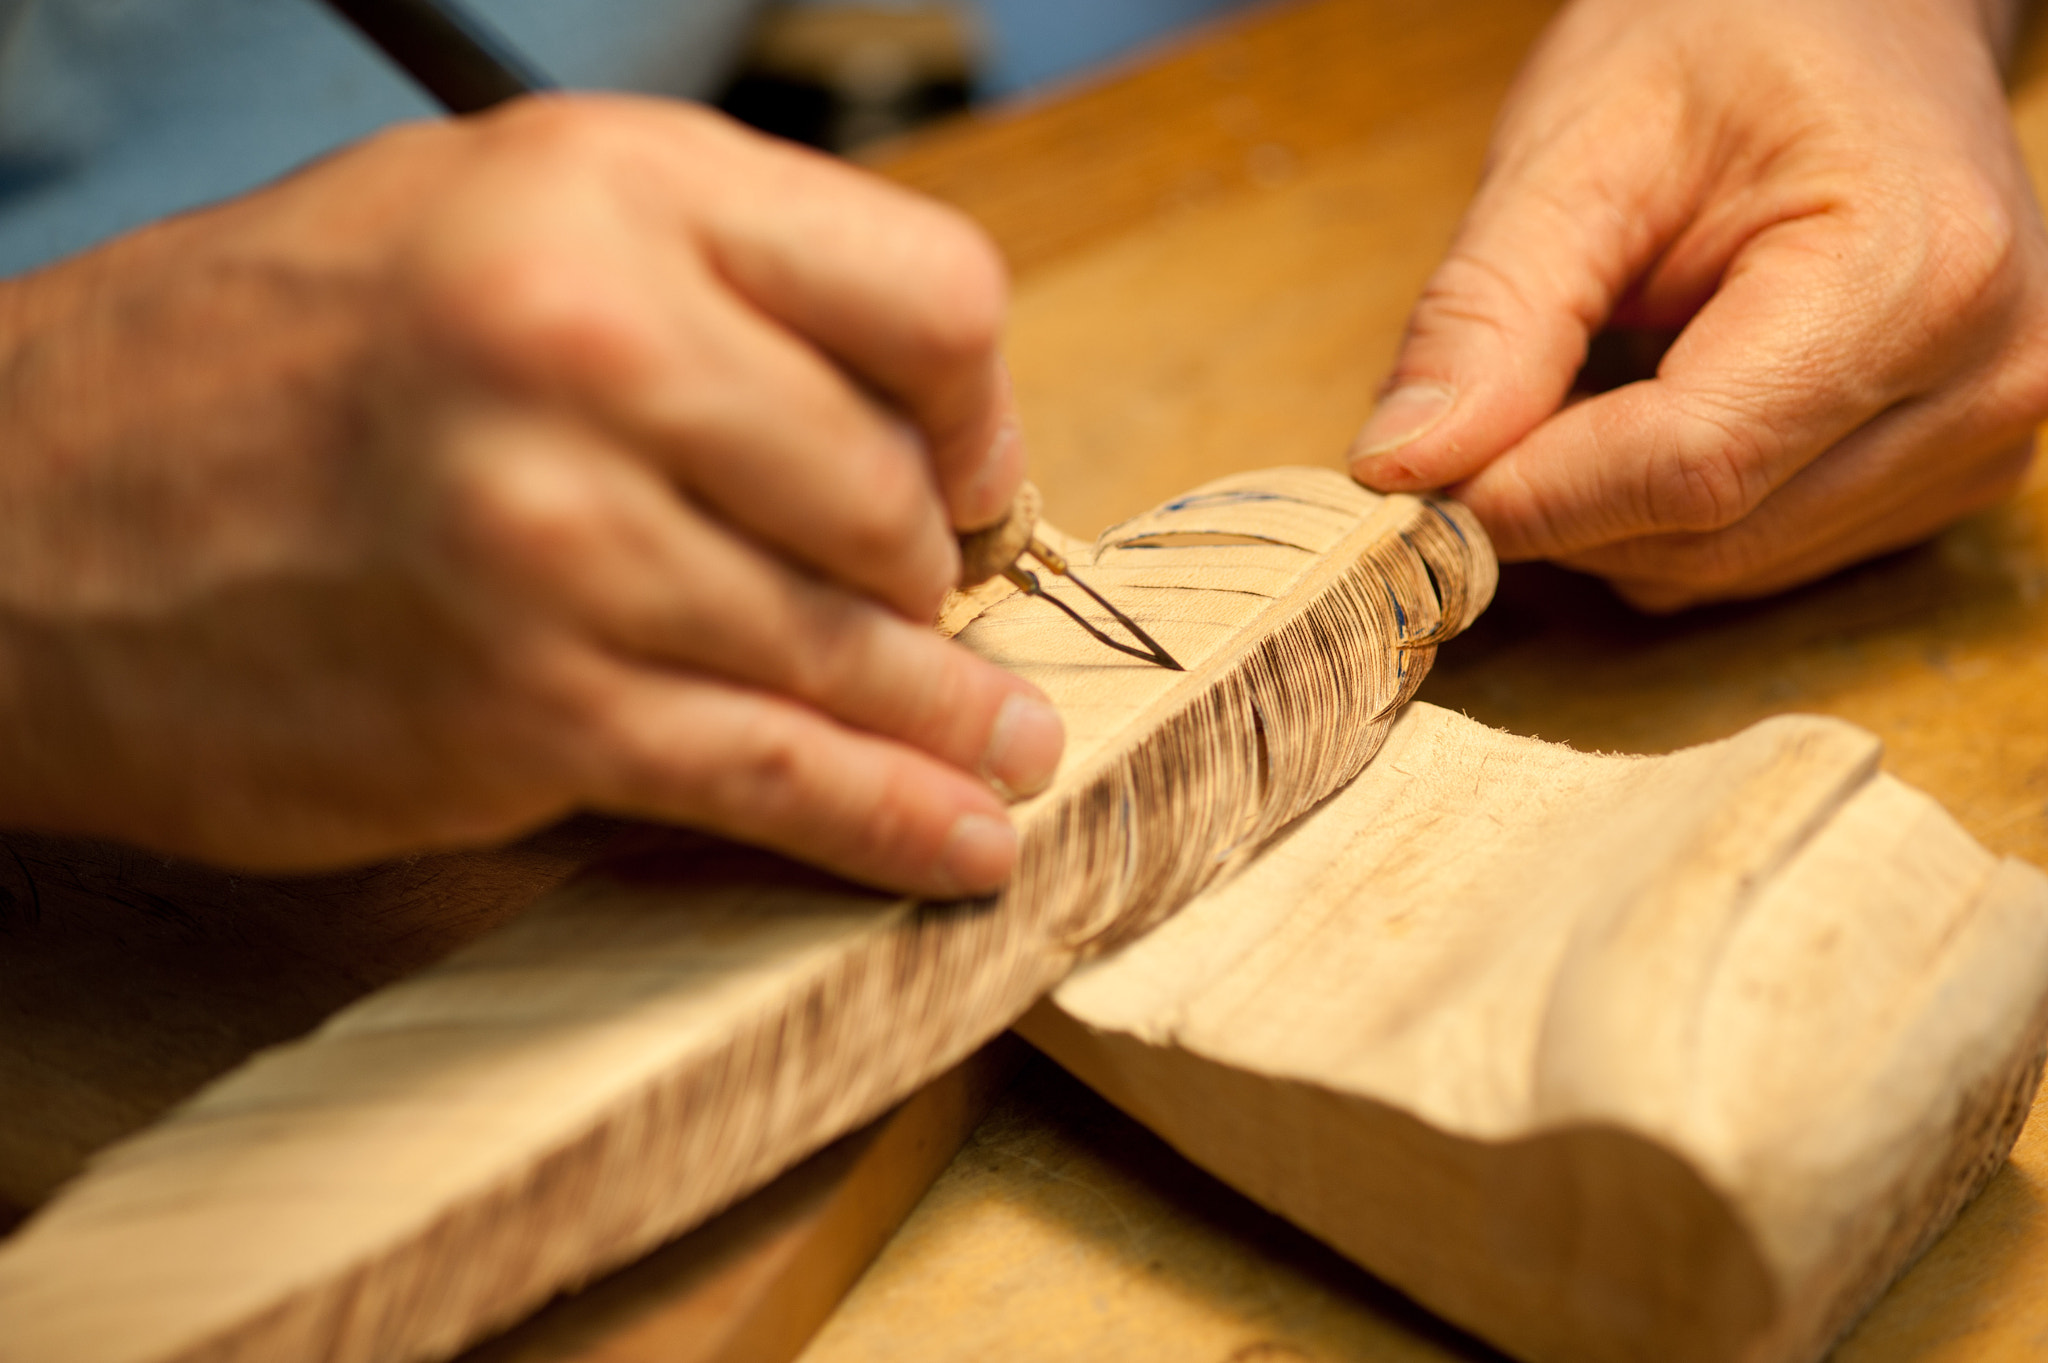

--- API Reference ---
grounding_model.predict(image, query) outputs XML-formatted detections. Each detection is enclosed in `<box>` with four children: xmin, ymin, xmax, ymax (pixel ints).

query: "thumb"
<box><xmin>1349</xmin><ymin>169</ymin><xmax>1643</xmax><ymax>494</ymax></box>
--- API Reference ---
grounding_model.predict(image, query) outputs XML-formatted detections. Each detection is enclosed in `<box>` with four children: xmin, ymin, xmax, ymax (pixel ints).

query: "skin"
<box><xmin>0</xmin><ymin>96</ymin><xmax>1064</xmax><ymax>896</ymax></box>
<box><xmin>1350</xmin><ymin>0</ymin><xmax>2048</xmax><ymax>610</ymax></box>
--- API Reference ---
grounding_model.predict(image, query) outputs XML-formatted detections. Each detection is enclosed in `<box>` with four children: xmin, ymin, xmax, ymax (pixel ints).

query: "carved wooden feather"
<box><xmin>0</xmin><ymin>468</ymin><xmax>1492</xmax><ymax>1363</ymax></box>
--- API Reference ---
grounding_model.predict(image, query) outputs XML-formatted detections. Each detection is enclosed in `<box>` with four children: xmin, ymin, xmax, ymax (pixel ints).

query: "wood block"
<box><xmin>454</xmin><ymin>1040</ymin><xmax>1021</xmax><ymax>1363</ymax></box>
<box><xmin>0</xmin><ymin>469</ymin><xmax>1493</xmax><ymax>1363</ymax></box>
<box><xmin>1026</xmin><ymin>702</ymin><xmax>2048</xmax><ymax>1363</ymax></box>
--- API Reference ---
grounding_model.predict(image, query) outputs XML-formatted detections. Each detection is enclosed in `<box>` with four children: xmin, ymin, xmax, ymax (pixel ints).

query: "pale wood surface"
<box><xmin>800</xmin><ymin>1053</ymin><xmax>1517</xmax><ymax>1363</ymax></box>
<box><xmin>0</xmin><ymin>472</ymin><xmax>1493</xmax><ymax>1363</ymax></box>
<box><xmin>793</xmin><ymin>0</ymin><xmax>2048</xmax><ymax>1359</ymax></box>
<box><xmin>0</xmin><ymin>825</ymin><xmax>1011</xmax><ymax>1363</ymax></box>
<box><xmin>455</xmin><ymin>1041</ymin><xmax>1022</xmax><ymax>1363</ymax></box>
<box><xmin>1028</xmin><ymin>704</ymin><xmax>2048</xmax><ymax>1363</ymax></box>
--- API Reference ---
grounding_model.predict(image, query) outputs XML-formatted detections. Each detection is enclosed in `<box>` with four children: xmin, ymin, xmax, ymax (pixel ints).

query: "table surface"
<box><xmin>791</xmin><ymin>0</ymin><xmax>2048</xmax><ymax>1357</ymax></box>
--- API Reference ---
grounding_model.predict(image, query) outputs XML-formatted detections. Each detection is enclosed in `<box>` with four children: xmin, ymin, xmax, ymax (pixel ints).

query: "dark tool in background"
<box><xmin>321</xmin><ymin>0</ymin><xmax>553</xmax><ymax>111</ymax></box>
<box><xmin>316</xmin><ymin>0</ymin><xmax>1184</xmax><ymax>672</ymax></box>
<box><xmin>718</xmin><ymin>5</ymin><xmax>978</xmax><ymax>153</ymax></box>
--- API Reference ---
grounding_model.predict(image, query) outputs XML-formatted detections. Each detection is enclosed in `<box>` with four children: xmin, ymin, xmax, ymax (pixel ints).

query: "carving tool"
<box><xmin>320</xmin><ymin>0</ymin><xmax>1183</xmax><ymax>671</ymax></box>
<box><xmin>956</xmin><ymin>482</ymin><xmax>1183</xmax><ymax>670</ymax></box>
<box><xmin>321</xmin><ymin>0</ymin><xmax>552</xmax><ymax>109</ymax></box>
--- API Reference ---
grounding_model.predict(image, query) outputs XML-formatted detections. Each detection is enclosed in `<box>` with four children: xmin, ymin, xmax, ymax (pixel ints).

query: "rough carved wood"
<box><xmin>1027</xmin><ymin>702</ymin><xmax>2048</xmax><ymax>1363</ymax></box>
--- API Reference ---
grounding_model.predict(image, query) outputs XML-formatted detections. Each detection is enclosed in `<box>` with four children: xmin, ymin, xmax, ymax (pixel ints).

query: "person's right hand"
<box><xmin>0</xmin><ymin>95</ymin><xmax>1062</xmax><ymax>896</ymax></box>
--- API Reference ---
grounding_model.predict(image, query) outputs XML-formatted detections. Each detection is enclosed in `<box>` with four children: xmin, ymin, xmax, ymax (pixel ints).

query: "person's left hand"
<box><xmin>1348</xmin><ymin>0</ymin><xmax>2048</xmax><ymax>610</ymax></box>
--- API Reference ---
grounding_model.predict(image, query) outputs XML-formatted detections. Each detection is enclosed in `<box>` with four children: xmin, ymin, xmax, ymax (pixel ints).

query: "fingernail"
<box><xmin>1348</xmin><ymin>382</ymin><xmax>1456</xmax><ymax>487</ymax></box>
<box><xmin>979</xmin><ymin>692</ymin><xmax>1064</xmax><ymax>799</ymax></box>
<box><xmin>936</xmin><ymin>813</ymin><xmax>1018</xmax><ymax>895</ymax></box>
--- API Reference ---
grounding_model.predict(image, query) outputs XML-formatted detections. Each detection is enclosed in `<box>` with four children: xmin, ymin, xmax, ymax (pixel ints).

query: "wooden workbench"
<box><xmin>4</xmin><ymin>1</ymin><xmax>2046</xmax><ymax>1360</ymax></box>
<box><xmin>794</xmin><ymin>0</ymin><xmax>2048</xmax><ymax>1358</ymax></box>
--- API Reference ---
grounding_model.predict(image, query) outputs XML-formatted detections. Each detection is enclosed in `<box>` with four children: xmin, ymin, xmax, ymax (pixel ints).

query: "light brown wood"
<box><xmin>0</xmin><ymin>828</ymin><xmax>1004</xmax><ymax>1363</ymax></box>
<box><xmin>790</xmin><ymin>1</ymin><xmax>2048</xmax><ymax>1359</ymax></box>
<box><xmin>0</xmin><ymin>470</ymin><xmax>1492</xmax><ymax>1363</ymax></box>
<box><xmin>800</xmin><ymin>1052</ymin><xmax>1511</xmax><ymax>1363</ymax></box>
<box><xmin>1025</xmin><ymin>703</ymin><xmax>2048</xmax><ymax>1363</ymax></box>
<box><xmin>454</xmin><ymin>1040</ymin><xmax>1021</xmax><ymax>1363</ymax></box>
<box><xmin>864</xmin><ymin>0</ymin><xmax>1560</xmax><ymax>277</ymax></box>
<box><xmin>9</xmin><ymin>0</ymin><xmax>2048</xmax><ymax>1357</ymax></box>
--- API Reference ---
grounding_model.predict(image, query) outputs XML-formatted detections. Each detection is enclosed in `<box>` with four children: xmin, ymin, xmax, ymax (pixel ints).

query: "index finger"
<box><xmin>672</xmin><ymin>111</ymin><xmax>1023</xmax><ymax>532</ymax></box>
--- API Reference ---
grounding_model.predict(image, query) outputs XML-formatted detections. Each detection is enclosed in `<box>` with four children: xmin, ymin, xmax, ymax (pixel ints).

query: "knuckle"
<box><xmin>603</xmin><ymin>696</ymin><xmax>820</xmax><ymax>834</ymax></box>
<box><xmin>479</xmin><ymin>95</ymin><xmax>635</xmax><ymax>167</ymax></box>
<box><xmin>1922</xmin><ymin>175</ymin><xmax>2021</xmax><ymax>315</ymax></box>
<box><xmin>865</xmin><ymin>796</ymin><xmax>940</xmax><ymax>877</ymax></box>
<box><xmin>897</xmin><ymin>214</ymin><xmax>1008</xmax><ymax>362</ymax></box>
<box><xmin>777</xmin><ymin>592</ymin><xmax>877</xmax><ymax>705</ymax></box>
<box><xmin>1400</xmin><ymin>258</ymin><xmax>1564</xmax><ymax>394</ymax></box>
<box><xmin>1409</xmin><ymin>254</ymin><xmax>1527</xmax><ymax>344</ymax></box>
<box><xmin>1851</xmin><ymin>170</ymin><xmax>2031</xmax><ymax>365</ymax></box>
<box><xmin>715</xmin><ymin>716</ymin><xmax>814</xmax><ymax>825</ymax></box>
<box><xmin>448</xmin><ymin>448</ymin><xmax>605</xmax><ymax>571</ymax></box>
<box><xmin>490</xmin><ymin>644</ymin><xmax>620</xmax><ymax>774</ymax></box>
<box><xmin>838</xmin><ymin>443</ymin><xmax>942</xmax><ymax>560</ymax></box>
<box><xmin>824</xmin><ymin>617</ymin><xmax>964</xmax><ymax>744</ymax></box>
<box><xmin>1408</xmin><ymin>244</ymin><xmax>1595</xmax><ymax>357</ymax></box>
<box><xmin>1641</xmin><ymin>404</ymin><xmax>1775</xmax><ymax>533</ymax></box>
<box><xmin>422</xmin><ymin>248</ymin><xmax>658</xmax><ymax>389</ymax></box>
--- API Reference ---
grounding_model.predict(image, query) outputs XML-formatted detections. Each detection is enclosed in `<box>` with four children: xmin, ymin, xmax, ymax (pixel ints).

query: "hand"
<box><xmin>0</xmin><ymin>95</ymin><xmax>1061</xmax><ymax>895</ymax></box>
<box><xmin>1348</xmin><ymin>0</ymin><xmax>2048</xmax><ymax>610</ymax></box>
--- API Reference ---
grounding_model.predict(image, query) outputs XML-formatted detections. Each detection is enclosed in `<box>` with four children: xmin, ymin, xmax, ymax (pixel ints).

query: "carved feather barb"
<box><xmin>0</xmin><ymin>468</ymin><xmax>1495</xmax><ymax>1363</ymax></box>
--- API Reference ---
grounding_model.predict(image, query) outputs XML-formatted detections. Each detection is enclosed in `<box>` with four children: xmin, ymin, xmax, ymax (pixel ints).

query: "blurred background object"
<box><xmin>0</xmin><ymin>0</ymin><xmax>763</xmax><ymax>274</ymax></box>
<box><xmin>719</xmin><ymin>5</ymin><xmax>978</xmax><ymax>152</ymax></box>
<box><xmin>717</xmin><ymin>0</ymin><xmax>1261</xmax><ymax>153</ymax></box>
<box><xmin>0</xmin><ymin>0</ymin><xmax>1267</xmax><ymax>271</ymax></box>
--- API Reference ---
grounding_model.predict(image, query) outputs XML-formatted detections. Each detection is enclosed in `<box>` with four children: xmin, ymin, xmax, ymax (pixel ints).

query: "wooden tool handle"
<box><xmin>956</xmin><ymin>482</ymin><xmax>1042</xmax><ymax>588</ymax></box>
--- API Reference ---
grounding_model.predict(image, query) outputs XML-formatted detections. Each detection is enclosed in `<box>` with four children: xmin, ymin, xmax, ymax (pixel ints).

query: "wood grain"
<box><xmin>1027</xmin><ymin>704</ymin><xmax>2048</xmax><ymax>1363</ymax></box>
<box><xmin>454</xmin><ymin>1040</ymin><xmax>1021</xmax><ymax>1363</ymax></box>
<box><xmin>799</xmin><ymin>1053</ymin><xmax>1515</xmax><ymax>1363</ymax></box>
<box><xmin>865</xmin><ymin>0</ymin><xmax>1560</xmax><ymax>275</ymax></box>
<box><xmin>7</xmin><ymin>0</ymin><xmax>2048</xmax><ymax>1357</ymax></box>
<box><xmin>0</xmin><ymin>471</ymin><xmax>1493</xmax><ymax>1363</ymax></box>
<box><xmin>794</xmin><ymin>0</ymin><xmax>2048</xmax><ymax>1359</ymax></box>
<box><xmin>0</xmin><ymin>818</ymin><xmax>615</xmax><ymax>1211</ymax></box>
